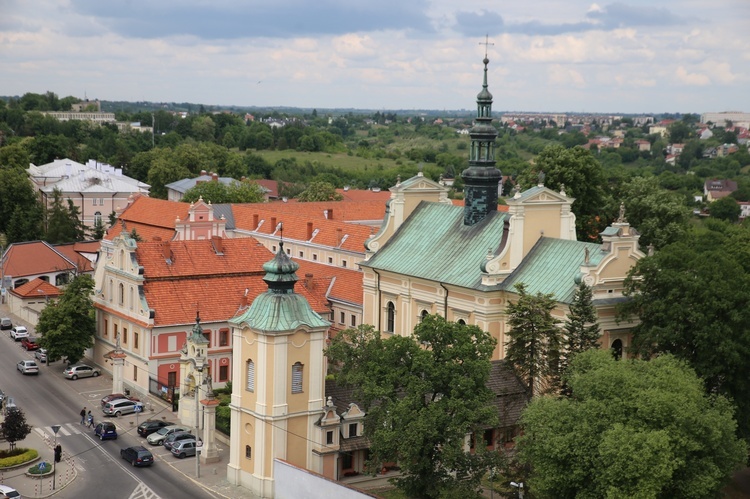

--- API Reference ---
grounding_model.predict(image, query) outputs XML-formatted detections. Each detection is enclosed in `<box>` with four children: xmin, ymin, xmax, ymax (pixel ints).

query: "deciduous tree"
<box><xmin>327</xmin><ymin>317</ymin><xmax>501</xmax><ymax>499</ymax></box>
<box><xmin>709</xmin><ymin>195</ymin><xmax>741</xmax><ymax>222</ymax></box>
<box><xmin>517</xmin><ymin>350</ymin><xmax>746</xmax><ymax>499</ymax></box>
<box><xmin>3</xmin><ymin>407</ymin><xmax>32</xmax><ymax>450</ymax></box>
<box><xmin>37</xmin><ymin>274</ymin><xmax>96</xmax><ymax>365</ymax></box>
<box><xmin>297</xmin><ymin>181</ymin><xmax>343</xmax><ymax>202</ymax></box>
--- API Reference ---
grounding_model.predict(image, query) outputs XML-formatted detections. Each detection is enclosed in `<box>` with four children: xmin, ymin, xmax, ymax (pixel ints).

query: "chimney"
<box><xmin>271</xmin><ymin>217</ymin><xmax>277</xmax><ymax>230</ymax></box>
<box><xmin>211</xmin><ymin>235</ymin><xmax>223</xmax><ymax>254</ymax></box>
<box><xmin>304</xmin><ymin>273</ymin><xmax>314</xmax><ymax>289</ymax></box>
<box><xmin>200</xmin><ymin>169</ymin><xmax>207</xmax><ymax>176</ymax></box>
<box><xmin>307</xmin><ymin>222</ymin><xmax>313</xmax><ymax>240</ymax></box>
<box><xmin>162</xmin><ymin>241</ymin><xmax>171</xmax><ymax>261</ymax></box>
<box><xmin>253</xmin><ymin>214</ymin><xmax>259</xmax><ymax>229</ymax></box>
<box><xmin>240</xmin><ymin>294</ymin><xmax>248</xmax><ymax>307</ymax></box>
<box><xmin>212</xmin><ymin>173</ymin><xmax>219</xmax><ymax>182</ymax></box>
<box><xmin>336</xmin><ymin>228</ymin><xmax>343</xmax><ymax>246</ymax></box>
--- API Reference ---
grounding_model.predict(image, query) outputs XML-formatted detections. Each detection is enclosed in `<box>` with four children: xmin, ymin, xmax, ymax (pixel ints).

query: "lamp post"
<box><xmin>51</xmin><ymin>425</ymin><xmax>61</xmax><ymax>490</ymax></box>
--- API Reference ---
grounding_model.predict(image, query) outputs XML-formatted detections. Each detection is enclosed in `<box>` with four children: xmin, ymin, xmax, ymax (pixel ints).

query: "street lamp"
<box><xmin>510</xmin><ymin>481</ymin><xmax>524</xmax><ymax>499</ymax></box>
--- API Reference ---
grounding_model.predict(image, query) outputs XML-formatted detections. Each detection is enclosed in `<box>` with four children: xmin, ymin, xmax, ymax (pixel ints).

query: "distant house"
<box><xmin>635</xmin><ymin>139</ymin><xmax>651</xmax><ymax>152</ymax></box>
<box><xmin>6</xmin><ymin>278</ymin><xmax>62</xmax><ymax>326</ymax></box>
<box><xmin>165</xmin><ymin>171</ymin><xmax>243</xmax><ymax>202</ymax></box>
<box><xmin>704</xmin><ymin>178</ymin><xmax>738</xmax><ymax>202</ymax></box>
<box><xmin>1</xmin><ymin>240</ymin><xmax>95</xmax><ymax>291</ymax></box>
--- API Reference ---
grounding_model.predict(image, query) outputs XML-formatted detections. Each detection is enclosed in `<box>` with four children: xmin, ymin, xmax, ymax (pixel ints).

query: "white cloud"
<box><xmin>675</xmin><ymin>67</ymin><xmax>711</xmax><ymax>86</ymax></box>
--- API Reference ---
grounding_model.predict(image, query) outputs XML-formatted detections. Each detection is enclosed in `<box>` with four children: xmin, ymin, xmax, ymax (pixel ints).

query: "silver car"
<box><xmin>63</xmin><ymin>364</ymin><xmax>101</xmax><ymax>380</ymax></box>
<box><xmin>170</xmin><ymin>439</ymin><xmax>198</xmax><ymax>458</ymax></box>
<box><xmin>102</xmin><ymin>398</ymin><xmax>144</xmax><ymax>417</ymax></box>
<box><xmin>146</xmin><ymin>424</ymin><xmax>191</xmax><ymax>445</ymax></box>
<box><xmin>17</xmin><ymin>360</ymin><xmax>39</xmax><ymax>375</ymax></box>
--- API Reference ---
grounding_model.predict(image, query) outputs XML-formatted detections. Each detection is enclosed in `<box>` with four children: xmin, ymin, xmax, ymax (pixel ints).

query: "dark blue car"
<box><xmin>94</xmin><ymin>422</ymin><xmax>117</xmax><ymax>440</ymax></box>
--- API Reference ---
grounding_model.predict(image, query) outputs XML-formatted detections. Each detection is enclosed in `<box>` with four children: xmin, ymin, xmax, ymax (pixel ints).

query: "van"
<box><xmin>0</xmin><ymin>318</ymin><xmax>11</xmax><ymax>330</ymax></box>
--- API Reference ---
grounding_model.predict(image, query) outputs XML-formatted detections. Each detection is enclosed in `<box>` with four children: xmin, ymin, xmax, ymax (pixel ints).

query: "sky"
<box><xmin>1</xmin><ymin>0</ymin><xmax>748</xmax><ymax>114</ymax></box>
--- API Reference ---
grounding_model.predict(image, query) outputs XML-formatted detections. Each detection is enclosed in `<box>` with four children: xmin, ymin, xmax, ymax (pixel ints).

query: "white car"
<box><xmin>0</xmin><ymin>484</ymin><xmax>20</xmax><ymax>498</ymax></box>
<box><xmin>10</xmin><ymin>326</ymin><xmax>28</xmax><ymax>341</ymax></box>
<box><xmin>17</xmin><ymin>359</ymin><xmax>39</xmax><ymax>375</ymax></box>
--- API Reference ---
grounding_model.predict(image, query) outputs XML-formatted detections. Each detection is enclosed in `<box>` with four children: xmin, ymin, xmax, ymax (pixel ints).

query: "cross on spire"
<box><xmin>479</xmin><ymin>34</ymin><xmax>494</xmax><ymax>58</ymax></box>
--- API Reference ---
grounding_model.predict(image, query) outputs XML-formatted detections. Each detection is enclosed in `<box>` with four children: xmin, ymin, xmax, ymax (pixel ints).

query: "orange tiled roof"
<box><xmin>137</xmin><ymin>237</ymin><xmax>270</xmax><ymax>279</ymax></box>
<box><xmin>232</xmin><ymin>205</ymin><xmax>375</xmax><ymax>253</ymax></box>
<box><xmin>2</xmin><ymin>241</ymin><xmax>79</xmax><ymax>278</ymax></box>
<box><xmin>53</xmin><ymin>243</ymin><xmax>95</xmax><ymax>273</ymax></box>
<box><xmin>296</xmin><ymin>260</ymin><xmax>363</xmax><ymax>306</ymax></box>
<box><xmin>10</xmin><ymin>278</ymin><xmax>62</xmax><ymax>299</ymax></box>
<box><xmin>260</xmin><ymin>200</ymin><xmax>387</xmax><ymax>222</ymax></box>
<box><xmin>335</xmin><ymin>188</ymin><xmax>392</xmax><ymax>203</ymax></box>
<box><xmin>104</xmin><ymin>195</ymin><xmax>190</xmax><ymax>242</ymax></box>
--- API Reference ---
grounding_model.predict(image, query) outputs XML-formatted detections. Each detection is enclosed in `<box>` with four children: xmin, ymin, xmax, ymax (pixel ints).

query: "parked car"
<box><xmin>101</xmin><ymin>393</ymin><xmax>139</xmax><ymax>407</ymax></box>
<box><xmin>147</xmin><ymin>424</ymin><xmax>191</xmax><ymax>445</ymax></box>
<box><xmin>17</xmin><ymin>360</ymin><xmax>39</xmax><ymax>375</ymax></box>
<box><xmin>120</xmin><ymin>446</ymin><xmax>154</xmax><ymax>467</ymax></box>
<box><xmin>163</xmin><ymin>431</ymin><xmax>194</xmax><ymax>450</ymax></box>
<box><xmin>0</xmin><ymin>318</ymin><xmax>12</xmax><ymax>330</ymax></box>
<box><xmin>102</xmin><ymin>399</ymin><xmax>144</xmax><ymax>417</ymax></box>
<box><xmin>0</xmin><ymin>484</ymin><xmax>20</xmax><ymax>498</ymax></box>
<box><xmin>10</xmin><ymin>326</ymin><xmax>28</xmax><ymax>341</ymax></box>
<box><xmin>137</xmin><ymin>419</ymin><xmax>170</xmax><ymax>437</ymax></box>
<box><xmin>171</xmin><ymin>438</ymin><xmax>199</xmax><ymax>458</ymax></box>
<box><xmin>94</xmin><ymin>421</ymin><xmax>117</xmax><ymax>440</ymax></box>
<box><xmin>63</xmin><ymin>364</ymin><xmax>101</xmax><ymax>380</ymax></box>
<box><xmin>35</xmin><ymin>348</ymin><xmax>48</xmax><ymax>363</ymax></box>
<box><xmin>21</xmin><ymin>337</ymin><xmax>39</xmax><ymax>351</ymax></box>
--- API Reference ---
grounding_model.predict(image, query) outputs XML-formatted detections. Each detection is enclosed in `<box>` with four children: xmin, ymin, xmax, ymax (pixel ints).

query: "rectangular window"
<box><xmin>350</xmin><ymin>315</ymin><xmax>356</xmax><ymax>327</ymax></box>
<box><xmin>219</xmin><ymin>329</ymin><xmax>229</xmax><ymax>347</ymax></box>
<box><xmin>114</xmin><ymin>324</ymin><xmax>119</xmax><ymax>342</ymax></box>
<box><xmin>484</xmin><ymin>429</ymin><xmax>494</xmax><ymax>447</ymax></box>
<box><xmin>312</xmin><ymin>254</ymin><xmax>318</xmax><ymax>261</ymax></box>
<box><xmin>291</xmin><ymin>362</ymin><xmax>303</xmax><ymax>394</ymax></box>
<box><xmin>134</xmin><ymin>331</ymin><xmax>139</xmax><ymax>349</ymax></box>
<box><xmin>104</xmin><ymin>319</ymin><xmax>108</xmax><ymax>338</ymax></box>
<box><xmin>133</xmin><ymin>365</ymin><xmax>138</xmax><ymax>381</ymax></box>
<box><xmin>168</xmin><ymin>335</ymin><xmax>177</xmax><ymax>352</ymax></box>
<box><xmin>203</xmin><ymin>331</ymin><xmax>210</xmax><ymax>345</ymax></box>
<box><xmin>245</xmin><ymin>445</ymin><xmax>252</xmax><ymax>459</ymax></box>
<box><xmin>339</xmin><ymin>312</ymin><xmax>345</xmax><ymax>324</ymax></box>
<box><xmin>219</xmin><ymin>365</ymin><xmax>229</xmax><ymax>382</ymax></box>
<box><xmin>272</xmin><ymin>245</ymin><xmax>277</xmax><ymax>252</ymax></box>
<box><xmin>299</xmin><ymin>251</ymin><xmax>304</xmax><ymax>258</ymax></box>
<box><xmin>168</xmin><ymin>371</ymin><xmax>177</xmax><ymax>388</ymax></box>
<box><xmin>342</xmin><ymin>260</ymin><xmax>347</xmax><ymax>268</ymax></box>
<box><xmin>122</xmin><ymin>327</ymin><xmax>128</xmax><ymax>345</ymax></box>
<box><xmin>328</xmin><ymin>257</ymin><xmax>333</xmax><ymax>264</ymax></box>
<box><xmin>342</xmin><ymin>453</ymin><xmax>353</xmax><ymax>469</ymax></box>
<box><xmin>326</xmin><ymin>431</ymin><xmax>334</xmax><ymax>445</ymax></box>
<box><xmin>246</xmin><ymin>360</ymin><xmax>255</xmax><ymax>392</ymax></box>
<box><xmin>349</xmin><ymin>423</ymin><xmax>358</xmax><ymax>438</ymax></box>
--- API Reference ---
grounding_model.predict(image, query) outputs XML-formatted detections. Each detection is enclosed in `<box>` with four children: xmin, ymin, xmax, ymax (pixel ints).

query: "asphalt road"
<box><xmin>0</xmin><ymin>331</ymin><xmax>216</xmax><ymax>499</ymax></box>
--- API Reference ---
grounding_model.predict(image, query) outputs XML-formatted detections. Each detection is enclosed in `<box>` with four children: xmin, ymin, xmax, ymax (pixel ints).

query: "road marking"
<box><xmin>128</xmin><ymin>481</ymin><xmax>161</xmax><ymax>499</ymax></box>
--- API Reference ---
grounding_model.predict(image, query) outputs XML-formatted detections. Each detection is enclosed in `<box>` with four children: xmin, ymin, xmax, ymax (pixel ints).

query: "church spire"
<box><xmin>461</xmin><ymin>46</ymin><xmax>502</xmax><ymax>226</ymax></box>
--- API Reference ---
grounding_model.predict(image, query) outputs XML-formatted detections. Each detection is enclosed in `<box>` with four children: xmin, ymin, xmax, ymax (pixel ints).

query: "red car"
<box><xmin>21</xmin><ymin>337</ymin><xmax>40</xmax><ymax>351</ymax></box>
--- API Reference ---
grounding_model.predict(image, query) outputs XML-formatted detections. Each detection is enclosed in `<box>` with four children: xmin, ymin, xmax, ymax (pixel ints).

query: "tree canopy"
<box><xmin>619</xmin><ymin>220</ymin><xmax>750</xmax><ymax>439</ymax></box>
<box><xmin>3</xmin><ymin>407</ymin><xmax>32</xmax><ymax>450</ymax></box>
<box><xmin>296</xmin><ymin>181</ymin><xmax>343</xmax><ymax>202</ymax></box>
<box><xmin>326</xmin><ymin>317</ymin><xmax>501</xmax><ymax>499</ymax></box>
<box><xmin>37</xmin><ymin>274</ymin><xmax>96</xmax><ymax>365</ymax></box>
<box><xmin>44</xmin><ymin>188</ymin><xmax>86</xmax><ymax>244</ymax></box>
<box><xmin>517</xmin><ymin>349</ymin><xmax>746</xmax><ymax>499</ymax></box>
<box><xmin>182</xmin><ymin>179</ymin><xmax>266</xmax><ymax>204</ymax></box>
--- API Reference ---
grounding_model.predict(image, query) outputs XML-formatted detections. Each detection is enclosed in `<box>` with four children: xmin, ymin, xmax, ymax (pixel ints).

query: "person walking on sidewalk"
<box><xmin>87</xmin><ymin>411</ymin><xmax>94</xmax><ymax>428</ymax></box>
<box><xmin>80</xmin><ymin>407</ymin><xmax>86</xmax><ymax>425</ymax></box>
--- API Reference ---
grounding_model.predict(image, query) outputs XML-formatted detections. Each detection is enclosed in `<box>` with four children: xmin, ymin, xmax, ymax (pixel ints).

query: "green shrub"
<box><xmin>216</xmin><ymin>405</ymin><xmax>231</xmax><ymax>436</ymax></box>
<box><xmin>0</xmin><ymin>448</ymin><xmax>38</xmax><ymax>468</ymax></box>
<box><xmin>28</xmin><ymin>461</ymin><xmax>52</xmax><ymax>474</ymax></box>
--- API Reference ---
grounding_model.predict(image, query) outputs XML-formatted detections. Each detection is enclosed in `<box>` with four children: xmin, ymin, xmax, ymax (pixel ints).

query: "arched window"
<box><xmin>420</xmin><ymin>310</ymin><xmax>429</xmax><ymax>322</ymax></box>
<box><xmin>94</xmin><ymin>211</ymin><xmax>102</xmax><ymax>226</ymax></box>
<box><xmin>108</xmin><ymin>279</ymin><xmax>113</xmax><ymax>302</ymax></box>
<box><xmin>386</xmin><ymin>302</ymin><xmax>395</xmax><ymax>333</ymax></box>
<box><xmin>118</xmin><ymin>283</ymin><xmax>124</xmax><ymax>305</ymax></box>
<box><xmin>129</xmin><ymin>287</ymin><xmax>134</xmax><ymax>310</ymax></box>
<box><xmin>119</xmin><ymin>249</ymin><xmax>125</xmax><ymax>270</ymax></box>
<box><xmin>292</xmin><ymin>362</ymin><xmax>304</xmax><ymax>394</ymax></box>
<box><xmin>246</xmin><ymin>360</ymin><xmax>255</xmax><ymax>392</ymax></box>
<box><xmin>457</xmin><ymin>319</ymin><xmax>466</xmax><ymax>326</ymax></box>
<box><xmin>611</xmin><ymin>339</ymin><xmax>623</xmax><ymax>360</ymax></box>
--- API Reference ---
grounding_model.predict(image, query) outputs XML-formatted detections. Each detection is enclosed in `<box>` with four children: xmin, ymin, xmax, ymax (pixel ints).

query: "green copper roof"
<box><xmin>361</xmin><ymin>202</ymin><xmax>509</xmax><ymax>289</ymax></box>
<box><xmin>230</xmin><ymin>242</ymin><xmax>329</xmax><ymax>333</ymax></box>
<box><xmin>500</xmin><ymin>237</ymin><xmax>603</xmax><ymax>303</ymax></box>
<box><xmin>189</xmin><ymin>312</ymin><xmax>209</xmax><ymax>344</ymax></box>
<box><xmin>230</xmin><ymin>292</ymin><xmax>329</xmax><ymax>332</ymax></box>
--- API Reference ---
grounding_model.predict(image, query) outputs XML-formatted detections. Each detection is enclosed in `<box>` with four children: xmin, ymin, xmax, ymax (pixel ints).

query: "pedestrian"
<box><xmin>87</xmin><ymin>411</ymin><xmax>93</xmax><ymax>428</ymax></box>
<box><xmin>80</xmin><ymin>407</ymin><xmax>86</xmax><ymax>425</ymax></box>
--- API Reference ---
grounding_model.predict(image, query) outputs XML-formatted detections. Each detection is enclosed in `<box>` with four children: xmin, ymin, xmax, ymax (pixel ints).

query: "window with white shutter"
<box><xmin>292</xmin><ymin>362</ymin><xmax>303</xmax><ymax>393</ymax></box>
<box><xmin>246</xmin><ymin>360</ymin><xmax>255</xmax><ymax>392</ymax></box>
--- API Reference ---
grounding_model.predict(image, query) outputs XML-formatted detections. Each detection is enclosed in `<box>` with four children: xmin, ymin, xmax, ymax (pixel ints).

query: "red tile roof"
<box><xmin>232</xmin><ymin>205</ymin><xmax>376</xmax><ymax>253</ymax></box>
<box><xmin>335</xmin><ymin>188</ymin><xmax>392</xmax><ymax>203</ymax></box>
<box><xmin>296</xmin><ymin>260</ymin><xmax>363</xmax><ymax>306</ymax></box>
<box><xmin>53</xmin><ymin>243</ymin><xmax>95</xmax><ymax>273</ymax></box>
<box><xmin>10</xmin><ymin>278</ymin><xmax>62</xmax><ymax>299</ymax></box>
<box><xmin>105</xmin><ymin>195</ymin><xmax>190</xmax><ymax>242</ymax></box>
<box><xmin>261</xmin><ymin>200</ymin><xmax>387</xmax><ymax>222</ymax></box>
<box><xmin>2</xmin><ymin>241</ymin><xmax>80</xmax><ymax>278</ymax></box>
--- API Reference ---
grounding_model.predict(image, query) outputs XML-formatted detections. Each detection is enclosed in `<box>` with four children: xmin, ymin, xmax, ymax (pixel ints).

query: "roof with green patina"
<box><xmin>230</xmin><ymin>291</ymin><xmax>329</xmax><ymax>332</ymax></box>
<box><xmin>500</xmin><ymin>237</ymin><xmax>603</xmax><ymax>303</ymax></box>
<box><xmin>360</xmin><ymin>201</ymin><xmax>509</xmax><ymax>289</ymax></box>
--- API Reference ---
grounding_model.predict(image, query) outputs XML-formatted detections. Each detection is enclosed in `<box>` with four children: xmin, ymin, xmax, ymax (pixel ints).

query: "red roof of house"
<box><xmin>105</xmin><ymin>195</ymin><xmax>190</xmax><ymax>242</ymax></box>
<box><xmin>261</xmin><ymin>199</ymin><xmax>388</xmax><ymax>222</ymax></box>
<box><xmin>10</xmin><ymin>278</ymin><xmax>62</xmax><ymax>299</ymax></box>
<box><xmin>53</xmin><ymin>243</ymin><xmax>95</xmax><ymax>273</ymax></box>
<box><xmin>296</xmin><ymin>260</ymin><xmax>363</xmax><ymax>306</ymax></box>
<box><xmin>335</xmin><ymin>188</ymin><xmax>392</xmax><ymax>203</ymax></box>
<box><xmin>2</xmin><ymin>241</ymin><xmax>80</xmax><ymax>278</ymax></box>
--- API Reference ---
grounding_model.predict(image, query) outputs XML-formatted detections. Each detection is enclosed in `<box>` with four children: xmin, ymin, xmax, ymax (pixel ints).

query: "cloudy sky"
<box><xmin>1</xmin><ymin>0</ymin><xmax>747</xmax><ymax>114</ymax></box>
